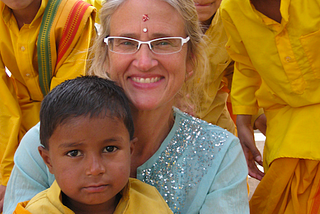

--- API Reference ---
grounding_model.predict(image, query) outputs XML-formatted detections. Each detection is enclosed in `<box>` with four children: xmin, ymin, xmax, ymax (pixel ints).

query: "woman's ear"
<box><xmin>185</xmin><ymin>69</ymin><xmax>194</xmax><ymax>81</ymax></box>
<box><xmin>38</xmin><ymin>146</ymin><xmax>54</xmax><ymax>174</ymax></box>
<box><xmin>185</xmin><ymin>54</ymin><xmax>194</xmax><ymax>81</ymax></box>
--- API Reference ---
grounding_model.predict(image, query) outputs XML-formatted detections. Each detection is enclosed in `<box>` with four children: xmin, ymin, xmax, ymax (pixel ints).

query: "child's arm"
<box><xmin>237</xmin><ymin>115</ymin><xmax>264</xmax><ymax>180</ymax></box>
<box><xmin>49</xmin><ymin>10</ymin><xmax>97</xmax><ymax>91</ymax></box>
<box><xmin>219</xmin><ymin>5</ymin><xmax>264</xmax><ymax>180</ymax></box>
<box><xmin>0</xmin><ymin>58</ymin><xmax>22</xmax><ymax>212</ymax></box>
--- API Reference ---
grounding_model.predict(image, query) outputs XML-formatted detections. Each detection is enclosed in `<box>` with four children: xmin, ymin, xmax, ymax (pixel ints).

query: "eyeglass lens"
<box><xmin>108</xmin><ymin>38</ymin><xmax>183</xmax><ymax>54</ymax></box>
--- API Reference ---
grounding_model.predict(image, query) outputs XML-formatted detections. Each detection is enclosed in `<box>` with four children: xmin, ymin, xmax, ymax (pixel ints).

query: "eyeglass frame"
<box><xmin>103</xmin><ymin>36</ymin><xmax>190</xmax><ymax>55</ymax></box>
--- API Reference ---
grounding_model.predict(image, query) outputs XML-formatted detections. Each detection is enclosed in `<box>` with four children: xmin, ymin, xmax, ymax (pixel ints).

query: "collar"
<box><xmin>250</xmin><ymin>0</ymin><xmax>290</xmax><ymax>33</ymax></box>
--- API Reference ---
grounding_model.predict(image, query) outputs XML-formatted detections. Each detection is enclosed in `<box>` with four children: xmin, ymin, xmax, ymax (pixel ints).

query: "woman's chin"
<box><xmin>130</xmin><ymin>98</ymin><xmax>173</xmax><ymax>112</ymax></box>
<box><xmin>131</xmin><ymin>102</ymin><xmax>160</xmax><ymax>112</ymax></box>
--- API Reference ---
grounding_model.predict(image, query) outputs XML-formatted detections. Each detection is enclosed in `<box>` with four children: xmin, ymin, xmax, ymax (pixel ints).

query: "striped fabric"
<box><xmin>37</xmin><ymin>0</ymin><xmax>91</xmax><ymax>96</ymax></box>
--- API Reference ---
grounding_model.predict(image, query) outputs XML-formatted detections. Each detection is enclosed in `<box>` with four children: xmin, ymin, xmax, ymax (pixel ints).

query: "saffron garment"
<box><xmin>220</xmin><ymin>0</ymin><xmax>320</xmax><ymax>171</ymax></box>
<box><xmin>13</xmin><ymin>179</ymin><xmax>172</xmax><ymax>214</ymax></box>
<box><xmin>196</xmin><ymin>9</ymin><xmax>236</xmax><ymax>134</ymax></box>
<box><xmin>249</xmin><ymin>158</ymin><xmax>320</xmax><ymax>214</ymax></box>
<box><xmin>0</xmin><ymin>0</ymin><xmax>98</xmax><ymax>186</ymax></box>
<box><xmin>4</xmin><ymin>108</ymin><xmax>249</xmax><ymax>214</ymax></box>
<box><xmin>220</xmin><ymin>0</ymin><xmax>320</xmax><ymax>213</ymax></box>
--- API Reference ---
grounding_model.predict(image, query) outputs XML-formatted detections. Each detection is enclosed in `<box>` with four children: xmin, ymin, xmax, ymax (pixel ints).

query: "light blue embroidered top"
<box><xmin>4</xmin><ymin>108</ymin><xmax>249</xmax><ymax>214</ymax></box>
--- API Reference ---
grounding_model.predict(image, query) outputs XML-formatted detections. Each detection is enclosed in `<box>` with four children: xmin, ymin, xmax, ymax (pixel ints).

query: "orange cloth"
<box><xmin>13</xmin><ymin>201</ymin><xmax>32</xmax><ymax>214</ymax></box>
<box><xmin>250</xmin><ymin>158</ymin><xmax>320</xmax><ymax>214</ymax></box>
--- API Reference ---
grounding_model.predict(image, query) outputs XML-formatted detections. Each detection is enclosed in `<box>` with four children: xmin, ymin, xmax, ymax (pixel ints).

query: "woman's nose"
<box><xmin>133</xmin><ymin>44</ymin><xmax>158</xmax><ymax>71</ymax></box>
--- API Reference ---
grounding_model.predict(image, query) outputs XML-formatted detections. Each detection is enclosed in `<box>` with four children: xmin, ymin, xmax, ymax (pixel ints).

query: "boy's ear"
<box><xmin>129</xmin><ymin>137</ymin><xmax>137</xmax><ymax>155</ymax></box>
<box><xmin>38</xmin><ymin>146</ymin><xmax>54</xmax><ymax>174</ymax></box>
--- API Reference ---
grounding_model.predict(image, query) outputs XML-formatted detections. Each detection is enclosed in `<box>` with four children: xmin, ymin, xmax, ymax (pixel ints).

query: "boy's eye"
<box><xmin>103</xmin><ymin>146</ymin><xmax>118</xmax><ymax>153</ymax></box>
<box><xmin>67</xmin><ymin>150</ymin><xmax>82</xmax><ymax>157</ymax></box>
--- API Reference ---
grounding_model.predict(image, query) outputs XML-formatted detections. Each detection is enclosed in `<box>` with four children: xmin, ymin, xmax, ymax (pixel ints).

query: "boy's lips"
<box><xmin>83</xmin><ymin>184</ymin><xmax>109</xmax><ymax>193</ymax></box>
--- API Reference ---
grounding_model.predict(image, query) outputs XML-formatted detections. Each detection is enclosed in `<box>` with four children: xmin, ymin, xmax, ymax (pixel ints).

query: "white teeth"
<box><xmin>132</xmin><ymin>77</ymin><xmax>160</xmax><ymax>83</ymax></box>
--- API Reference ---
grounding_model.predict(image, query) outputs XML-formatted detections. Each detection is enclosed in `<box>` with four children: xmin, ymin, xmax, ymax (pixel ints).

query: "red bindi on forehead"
<box><xmin>142</xmin><ymin>14</ymin><xmax>149</xmax><ymax>22</ymax></box>
<box><xmin>142</xmin><ymin>14</ymin><xmax>149</xmax><ymax>33</ymax></box>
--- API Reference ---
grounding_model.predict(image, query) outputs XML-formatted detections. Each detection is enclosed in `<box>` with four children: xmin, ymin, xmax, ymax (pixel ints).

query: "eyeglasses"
<box><xmin>103</xmin><ymin>36</ymin><xmax>190</xmax><ymax>55</ymax></box>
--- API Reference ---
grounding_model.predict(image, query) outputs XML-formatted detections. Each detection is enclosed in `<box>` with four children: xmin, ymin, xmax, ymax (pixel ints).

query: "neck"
<box><xmin>11</xmin><ymin>0</ymin><xmax>42</xmax><ymax>29</ymax></box>
<box><xmin>250</xmin><ymin>0</ymin><xmax>281</xmax><ymax>23</ymax></box>
<box><xmin>130</xmin><ymin>105</ymin><xmax>174</xmax><ymax>177</ymax></box>
<box><xmin>201</xmin><ymin>14</ymin><xmax>215</xmax><ymax>33</ymax></box>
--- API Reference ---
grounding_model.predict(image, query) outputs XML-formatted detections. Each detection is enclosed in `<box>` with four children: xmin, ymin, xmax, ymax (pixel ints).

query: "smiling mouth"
<box><xmin>132</xmin><ymin>77</ymin><xmax>161</xmax><ymax>83</ymax></box>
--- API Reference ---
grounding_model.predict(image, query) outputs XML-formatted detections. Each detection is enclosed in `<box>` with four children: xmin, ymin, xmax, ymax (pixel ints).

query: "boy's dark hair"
<box><xmin>40</xmin><ymin>76</ymin><xmax>134</xmax><ymax>149</ymax></box>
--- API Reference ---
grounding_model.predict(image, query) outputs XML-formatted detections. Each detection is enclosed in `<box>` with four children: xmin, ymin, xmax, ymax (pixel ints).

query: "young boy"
<box><xmin>0</xmin><ymin>0</ymin><xmax>102</xmax><ymax>207</ymax></box>
<box><xmin>13</xmin><ymin>76</ymin><xmax>172</xmax><ymax>214</ymax></box>
<box><xmin>192</xmin><ymin>0</ymin><xmax>236</xmax><ymax>135</ymax></box>
<box><xmin>220</xmin><ymin>0</ymin><xmax>320</xmax><ymax>213</ymax></box>
<box><xmin>190</xmin><ymin>0</ymin><xmax>266</xmax><ymax>136</ymax></box>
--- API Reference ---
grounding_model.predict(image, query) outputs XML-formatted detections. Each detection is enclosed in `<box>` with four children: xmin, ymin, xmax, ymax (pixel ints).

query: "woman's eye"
<box><xmin>103</xmin><ymin>146</ymin><xmax>118</xmax><ymax>153</ymax></box>
<box><xmin>155</xmin><ymin>41</ymin><xmax>170</xmax><ymax>46</ymax></box>
<box><xmin>154</xmin><ymin>40</ymin><xmax>172</xmax><ymax>46</ymax></box>
<box><xmin>122</xmin><ymin>41</ymin><xmax>134</xmax><ymax>46</ymax></box>
<box><xmin>67</xmin><ymin>150</ymin><xmax>82</xmax><ymax>157</ymax></box>
<box><xmin>117</xmin><ymin>40</ymin><xmax>135</xmax><ymax>46</ymax></box>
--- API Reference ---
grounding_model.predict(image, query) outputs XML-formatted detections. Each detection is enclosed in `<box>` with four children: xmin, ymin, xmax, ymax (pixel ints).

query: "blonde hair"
<box><xmin>88</xmin><ymin>0</ymin><xmax>207</xmax><ymax>114</ymax></box>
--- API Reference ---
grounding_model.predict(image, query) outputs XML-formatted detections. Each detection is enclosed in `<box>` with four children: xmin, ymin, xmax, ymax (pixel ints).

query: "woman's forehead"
<box><xmin>109</xmin><ymin>0</ymin><xmax>185</xmax><ymax>37</ymax></box>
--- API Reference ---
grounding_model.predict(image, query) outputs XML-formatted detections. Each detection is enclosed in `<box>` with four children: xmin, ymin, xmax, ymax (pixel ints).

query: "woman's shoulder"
<box><xmin>17</xmin><ymin>122</ymin><xmax>41</xmax><ymax>151</ymax></box>
<box><xmin>170</xmin><ymin>107</ymin><xmax>240</xmax><ymax>163</ymax></box>
<box><xmin>14</xmin><ymin>122</ymin><xmax>42</xmax><ymax>164</ymax></box>
<box><xmin>173</xmin><ymin>107</ymin><xmax>237</xmax><ymax>145</ymax></box>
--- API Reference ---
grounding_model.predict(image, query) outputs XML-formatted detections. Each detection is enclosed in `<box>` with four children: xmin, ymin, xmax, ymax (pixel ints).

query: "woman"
<box><xmin>4</xmin><ymin>0</ymin><xmax>249</xmax><ymax>213</ymax></box>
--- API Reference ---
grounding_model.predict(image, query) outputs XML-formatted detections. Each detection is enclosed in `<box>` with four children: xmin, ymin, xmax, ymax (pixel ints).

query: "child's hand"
<box><xmin>237</xmin><ymin>115</ymin><xmax>265</xmax><ymax>181</ymax></box>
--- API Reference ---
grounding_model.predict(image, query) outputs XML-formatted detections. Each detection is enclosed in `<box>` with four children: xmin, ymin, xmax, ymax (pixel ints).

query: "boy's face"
<box><xmin>194</xmin><ymin>0</ymin><xmax>222</xmax><ymax>23</ymax></box>
<box><xmin>39</xmin><ymin>116</ymin><xmax>135</xmax><ymax>210</ymax></box>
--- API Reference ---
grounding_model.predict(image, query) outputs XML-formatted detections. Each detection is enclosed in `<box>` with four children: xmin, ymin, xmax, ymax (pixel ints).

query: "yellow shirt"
<box><xmin>197</xmin><ymin>10</ymin><xmax>235</xmax><ymax>134</ymax></box>
<box><xmin>14</xmin><ymin>178</ymin><xmax>173</xmax><ymax>214</ymax></box>
<box><xmin>220</xmin><ymin>0</ymin><xmax>320</xmax><ymax>170</ymax></box>
<box><xmin>0</xmin><ymin>0</ymin><xmax>97</xmax><ymax>185</ymax></box>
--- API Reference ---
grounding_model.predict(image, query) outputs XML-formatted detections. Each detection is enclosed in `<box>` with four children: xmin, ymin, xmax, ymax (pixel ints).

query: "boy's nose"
<box><xmin>86</xmin><ymin>156</ymin><xmax>106</xmax><ymax>176</ymax></box>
